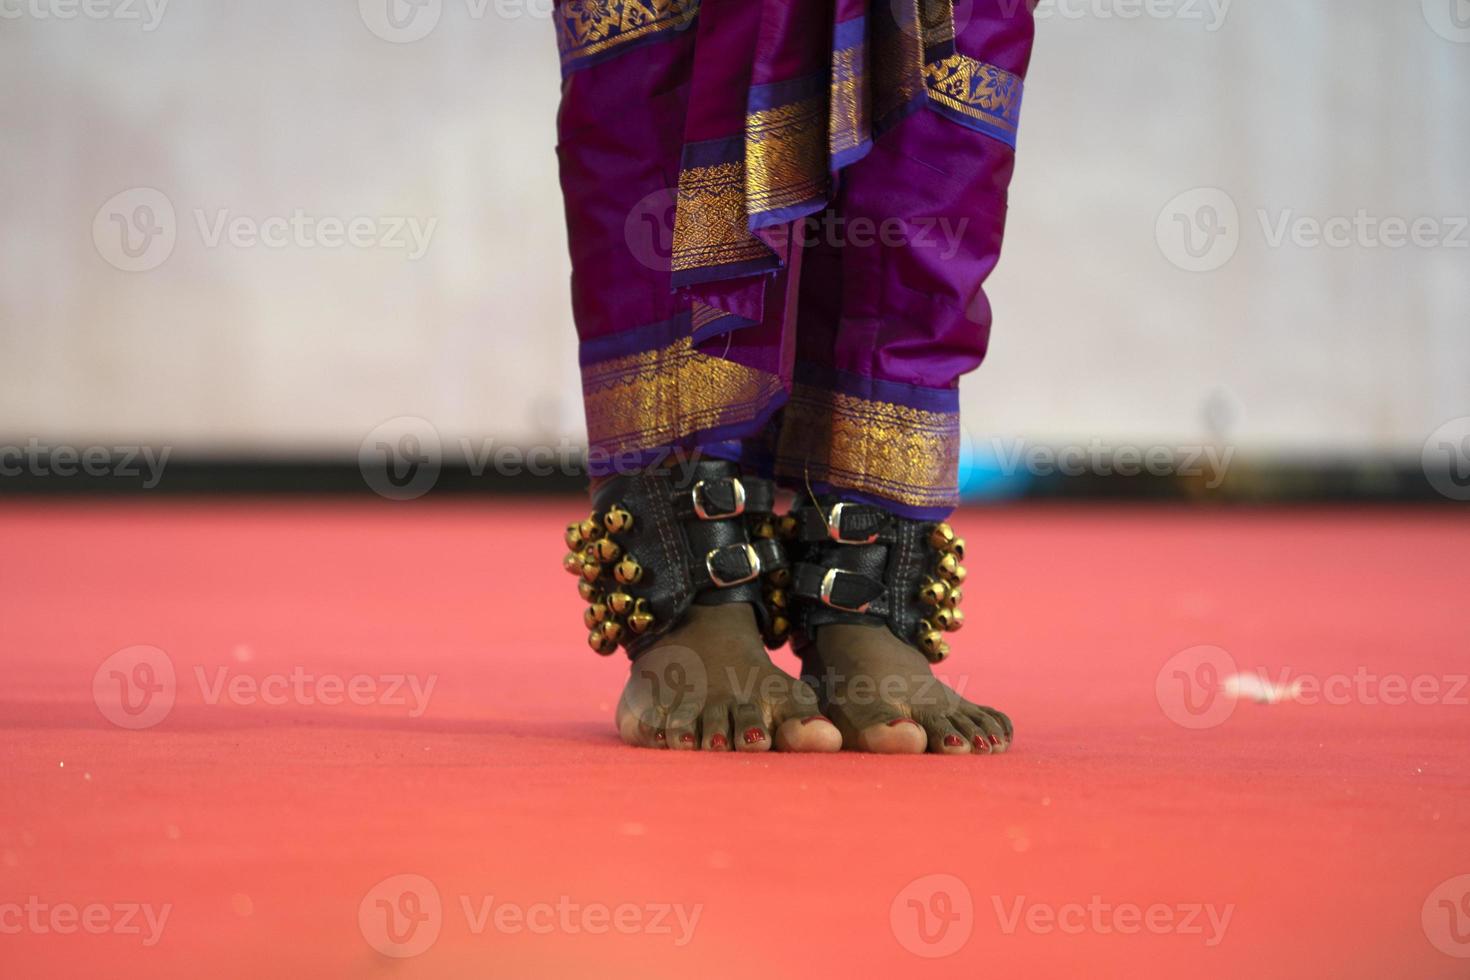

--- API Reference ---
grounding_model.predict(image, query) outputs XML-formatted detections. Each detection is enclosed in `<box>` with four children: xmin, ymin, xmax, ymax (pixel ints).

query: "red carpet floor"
<box><xmin>2</xmin><ymin>501</ymin><xmax>1468</xmax><ymax>979</ymax></box>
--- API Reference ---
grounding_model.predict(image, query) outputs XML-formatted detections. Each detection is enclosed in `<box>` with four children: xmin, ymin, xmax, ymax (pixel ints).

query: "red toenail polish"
<box><xmin>988</xmin><ymin>734</ymin><xmax>1002</xmax><ymax>746</ymax></box>
<box><xmin>801</xmin><ymin>716</ymin><xmax>832</xmax><ymax>726</ymax></box>
<box><xmin>974</xmin><ymin>736</ymin><xmax>991</xmax><ymax>751</ymax></box>
<box><xmin>943</xmin><ymin>734</ymin><xmax>964</xmax><ymax>747</ymax></box>
<box><xmin>679</xmin><ymin>733</ymin><xmax>695</xmax><ymax>745</ymax></box>
<box><xmin>743</xmin><ymin>728</ymin><xmax>766</xmax><ymax>745</ymax></box>
<box><xmin>887</xmin><ymin>718</ymin><xmax>919</xmax><ymax>728</ymax></box>
<box><xmin>709</xmin><ymin>734</ymin><xmax>728</xmax><ymax>749</ymax></box>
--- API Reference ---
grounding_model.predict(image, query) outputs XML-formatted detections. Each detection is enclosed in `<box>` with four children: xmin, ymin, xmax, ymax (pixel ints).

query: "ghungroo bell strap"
<box><xmin>786</xmin><ymin>498</ymin><xmax>968</xmax><ymax>663</ymax></box>
<box><xmin>561</xmin><ymin>460</ymin><xmax>792</xmax><ymax>658</ymax></box>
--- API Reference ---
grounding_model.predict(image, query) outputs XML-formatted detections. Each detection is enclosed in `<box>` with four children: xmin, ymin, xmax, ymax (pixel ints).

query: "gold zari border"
<box><xmin>745</xmin><ymin>95</ymin><xmax>828</xmax><ymax>218</ymax></box>
<box><xmin>774</xmin><ymin>384</ymin><xmax>960</xmax><ymax>510</ymax></box>
<box><xmin>554</xmin><ymin>0</ymin><xmax>699</xmax><ymax>68</ymax></box>
<box><xmin>924</xmin><ymin>53</ymin><xmax>1023</xmax><ymax>135</ymax></box>
<box><xmin>671</xmin><ymin>160</ymin><xmax>769</xmax><ymax>272</ymax></box>
<box><xmin>582</xmin><ymin>336</ymin><xmax>784</xmax><ymax>455</ymax></box>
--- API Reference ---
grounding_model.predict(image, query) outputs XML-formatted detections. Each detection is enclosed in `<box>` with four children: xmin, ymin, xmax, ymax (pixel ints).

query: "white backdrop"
<box><xmin>2</xmin><ymin>0</ymin><xmax>1467</xmax><ymax>457</ymax></box>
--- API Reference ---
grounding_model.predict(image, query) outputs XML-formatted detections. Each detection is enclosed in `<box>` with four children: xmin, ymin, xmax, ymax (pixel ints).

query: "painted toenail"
<box><xmin>679</xmin><ymin>733</ymin><xmax>695</xmax><ymax>745</ymax></box>
<box><xmin>655</xmin><ymin>730</ymin><xmax>666</xmax><ymax>742</ymax></box>
<box><xmin>801</xmin><ymin>715</ymin><xmax>833</xmax><ymax>726</ymax></box>
<box><xmin>973</xmin><ymin>736</ymin><xmax>991</xmax><ymax>751</ymax></box>
<box><xmin>943</xmin><ymin>734</ymin><xmax>964</xmax><ymax>747</ymax></box>
<box><xmin>709</xmin><ymin>734</ymin><xmax>728</xmax><ymax>749</ymax></box>
<box><xmin>743</xmin><ymin>727</ymin><xmax>766</xmax><ymax>745</ymax></box>
<box><xmin>886</xmin><ymin>718</ymin><xmax>920</xmax><ymax>728</ymax></box>
<box><xmin>988</xmin><ymin>734</ymin><xmax>1002</xmax><ymax>746</ymax></box>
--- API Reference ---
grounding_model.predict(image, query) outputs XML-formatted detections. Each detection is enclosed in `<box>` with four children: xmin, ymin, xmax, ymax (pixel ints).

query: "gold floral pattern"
<box><xmin>554</xmin><ymin>0</ymin><xmax>700</xmax><ymax>70</ymax></box>
<box><xmin>924</xmin><ymin>54</ymin><xmax>1024</xmax><ymax>140</ymax></box>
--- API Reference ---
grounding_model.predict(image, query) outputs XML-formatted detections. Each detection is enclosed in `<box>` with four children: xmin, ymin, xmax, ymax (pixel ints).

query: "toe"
<box><xmin>616</xmin><ymin>705</ymin><xmax>666</xmax><ymax>749</ymax></box>
<box><xmin>666</xmin><ymin>718</ymin><xmax>699</xmax><ymax>752</ymax></box>
<box><xmin>968</xmin><ymin>707</ymin><xmax>1011</xmax><ymax>753</ymax></box>
<box><xmin>699</xmin><ymin>704</ymin><xmax>732</xmax><ymax>752</ymax></box>
<box><xmin>975</xmin><ymin>704</ymin><xmax>1014</xmax><ymax>740</ymax></box>
<box><xmin>950</xmin><ymin>713</ymin><xmax>992</xmax><ymax>755</ymax></box>
<box><xmin>853</xmin><ymin>715</ymin><xmax>927</xmax><ymax>754</ymax></box>
<box><xmin>827</xmin><ymin>696</ymin><xmax>927</xmax><ymax>754</ymax></box>
<box><xmin>920</xmin><ymin>716</ymin><xmax>973</xmax><ymax>755</ymax></box>
<box><xmin>731</xmin><ymin>702</ymin><xmax>772</xmax><ymax>752</ymax></box>
<box><xmin>774</xmin><ymin>715</ymin><xmax>842</xmax><ymax>753</ymax></box>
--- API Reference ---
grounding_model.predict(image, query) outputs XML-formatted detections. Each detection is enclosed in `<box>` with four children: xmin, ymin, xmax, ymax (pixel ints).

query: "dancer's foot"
<box><xmin>616</xmin><ymin>604</ymin><xmax>842</xmax><ymax>752</ymax></box>
<box><xmin>804</xmin><ymin>624</ymin><xmax>1013</xmax><ymax>756</ymax></box>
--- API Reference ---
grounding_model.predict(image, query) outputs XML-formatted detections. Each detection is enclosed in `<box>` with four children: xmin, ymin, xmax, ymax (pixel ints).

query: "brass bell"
<box><xmin>944</xmin><ymin>608</ymin><xmax>964</xmax><ymax>632</ymax></box>
<box><xmin>627</xmin><ymin>610</ymin><xmax>655</xmax><ymax>634</ymax></box>
<box><xmin>929</xmin><ymin>523</ymin><xmax>956</xmax><ymax>550</ymax></box>
<box><xmin>932</xmin><ymin>607</ymin><xmax>960</xmax><ymax>632</ymax></box>
<box><xmin>606</xmin><ymin>592</ymin><xmax>634</xmax><ymax>615</ymax></box>
<box><xmin>777</xmin><ymin>515</ymin><xmax>799</xmax><ymax>539</ymax></box>
<box><xmin>604</xmin><ymin>506</ymin><xmax>634</xmax><ymax>534</ymax></box>
<box><xmin>578</xmin><ymin>580</ymin><xmax>601</xmax><ymax>602</ymax></box>
<box><xmin>753</xmin><ymin>519</ymin><xmax>776</xmax><ymax>540</ymax></box>
<box><xmin>918</xmin><ymin>577</ymin><xmax>949</xmax><ymax>607</ymax></box>
<box><xmin>948</xmin><ymin>537</ymin><xmax>966</xmax><ymax>561</ymax></box>
<box><xmin>583</xmin><ymin>604</ymin><xmax>609</xmax><ymax>630</ymax></box>
<box><xmin>935</xmin><ymin>553</ymin><xmax>960</xmax><ymax>581</ymax></box>
<box><xmin>592</xmin><ymin>538</ymin><xmax>621</xmax><ymax>564</ymax></box>
<box><xmin>766</xmin><ymin>568</ymin><xmax>792</xmax><ymax>588</ymax></box>
<box><xmin>565</xmin><ymin>523</ymin><xmax>585</xmax><ymax>551</ymax></box>
<box><xmin>588</xmin><ymin>629</ymin><xmax>618</xmax><ymax>655</ymax></box>
<box><xmin>950</xmin><ymin>564</ymin><xmax>968</xmax><ymax>585</ymax></box>
<box><xmin>766</xmin><ymin>589</ymin><xmax>788</xmax><ymax>609</ymax></box>
<box><xmin>580</xmin><ymin>559</ymin><xmax>602</xmax><ymax>583</ymax></box>
<box><xmin>918</xmin><ymin>628</ymin><xmax>946</xmax><ymax>657</ymax></box>
<box><xmin>562</xmin><ymin>552</ymin><xmax>584</xmax><ymax>576</ymax></box>
<box><xmin>614</xmin><ymin>558</ymin><xmax>644</xmax><ymax>585</ymax></box>
<box><xmin>599</xmin><ymin>620</ymin><xmax>624</xmax><ymax>643</ymax></box>
<box><xmin>579</xmin><ymin>517</ymin><xmax>605</xmax><ymax>542</ymax></box>
<box><xmin>769</xmin><ymin>614</ymin><xmax>791</xmax><ymax>637</ymax></box>
<box><xmin>945</xmin><ymin>586</ymin><xmax>963</xmax><ymax>609</ymax></box>
<box><xmin>930</xmin><ymin>641</ymin><xmax>952</xmax><ymax>663</ymax></box>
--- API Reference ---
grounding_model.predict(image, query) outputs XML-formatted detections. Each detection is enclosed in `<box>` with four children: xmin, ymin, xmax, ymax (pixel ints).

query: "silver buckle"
<box><xmin>819</xmin><ymin>568</ymin><xmax>872</xmax><ymax>613</ymax></box>
<box><xmin>707</xmin><ymin>544</ymin><xmax>761</xmax><ymax>587</ymax></box>
<box><xmin>691</xmin><ymin>478</ymin><xmax>746</xmax><ymax>520</ymax></box>
<box><xmin>827</xmin><ymin>502</ymin><xmax>878</xmax><ymax>544</ymax></box>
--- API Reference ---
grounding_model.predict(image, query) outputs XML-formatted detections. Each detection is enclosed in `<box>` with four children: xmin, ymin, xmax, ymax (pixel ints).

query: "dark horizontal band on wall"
<box><xmin>0</xmin><ymin>453</ymin><xmax>1464</xmax><ymax>504</ymax></box>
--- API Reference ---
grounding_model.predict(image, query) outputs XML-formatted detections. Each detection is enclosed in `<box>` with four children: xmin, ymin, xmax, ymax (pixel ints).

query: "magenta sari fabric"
<box><xmin>554</xmin><ymin>0</ymin><xmax>1035</xmax><ymax>518</ymax></box>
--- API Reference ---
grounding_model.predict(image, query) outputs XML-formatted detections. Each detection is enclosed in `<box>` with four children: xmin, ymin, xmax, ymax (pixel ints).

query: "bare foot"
<box><xmin>804</xmin><ymin>622</ymin><xmax>1012</xmax><ymax>755</ymax></box>
<box><xmin>616</xmin><ymin>604</ymin><xmax>843</xmax><ymax>753</ymax></box>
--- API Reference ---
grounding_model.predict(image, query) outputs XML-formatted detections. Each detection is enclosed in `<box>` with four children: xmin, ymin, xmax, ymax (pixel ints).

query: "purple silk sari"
<box><xmin>555</xmin><ymin>0</ymin><xmax>1034</xmax><ymax>518</ymax></box>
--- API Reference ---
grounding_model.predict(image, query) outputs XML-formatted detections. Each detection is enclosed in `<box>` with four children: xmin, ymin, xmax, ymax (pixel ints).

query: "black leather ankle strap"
<box><xmin>563</xmin><ymin>460</ymin><xmax>791</xmax><ymax>658</ymax></box>
<box><xmin>788</xmin><ymin>497</ymin><xmax>968</xmax><ymax>662</ymax></box>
